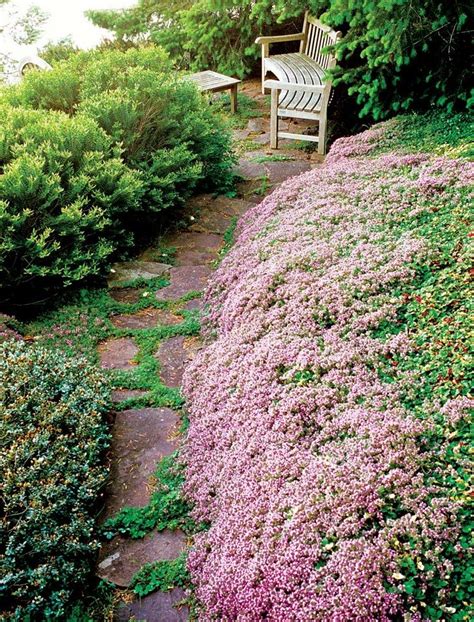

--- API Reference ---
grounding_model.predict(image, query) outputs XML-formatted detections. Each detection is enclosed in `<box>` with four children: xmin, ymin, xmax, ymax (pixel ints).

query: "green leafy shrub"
<box><xmin>75</xmin><ymin>61</ymin><xmax>234</xmax><ymax>206</ymax></box>
<box><xmin>0</xmin><ymin>340</ymin><xmax>111</xmax><ymax>620</ymax></box>
<box><xmin>306</xmin><ymin>0</ymin><xmax>473</xmax><ymax>118</ymax></box>
<box><xmin>39</xmin><ymin>37</ymin><xmax>81</xmax><ymax>66</ymax></box>
<box><xmin>6</xmin><ymin>47</ymin><xmax>234</xmax><ymax>196</ymax></box>
<box><xmin>0</xmin><ymin>104</ymin><xmax>142</xmax><ymax>304</ymax></box>
<box><xmin>0</xmin><ymin>46</ymin><xmax>233</xmax><ymax>304</ymax></box>
<box><xmin>87</xmin><ymin>1</ymin><xmax>473</xmax><ymax>119</ymax></box>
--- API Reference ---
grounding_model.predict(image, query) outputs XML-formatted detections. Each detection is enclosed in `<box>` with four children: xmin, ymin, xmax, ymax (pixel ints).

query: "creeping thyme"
<box><xmin>183</xmin><ymin>120</ymin><xmax>473</xmax><ymax>621</ymax></box>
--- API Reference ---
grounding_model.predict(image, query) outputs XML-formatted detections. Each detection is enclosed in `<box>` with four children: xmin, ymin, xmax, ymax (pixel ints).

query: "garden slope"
<box><xmin>183</xmin><ymin>119</ymin><xmax>473</xmax><ymax>621</ymax></box>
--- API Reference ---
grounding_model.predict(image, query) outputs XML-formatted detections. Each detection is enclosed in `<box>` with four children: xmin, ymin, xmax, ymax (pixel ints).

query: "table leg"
<box><xmin>230</xmin><ymin>84</ymin><xmax>238</xmax><ymax>114</ymax></box>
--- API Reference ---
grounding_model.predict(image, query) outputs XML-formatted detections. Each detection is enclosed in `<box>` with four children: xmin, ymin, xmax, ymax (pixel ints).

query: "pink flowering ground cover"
<box><xmin>183</xmin><ymin>117</ymin><xmax>473</xmax><ymax>621</ymax></box>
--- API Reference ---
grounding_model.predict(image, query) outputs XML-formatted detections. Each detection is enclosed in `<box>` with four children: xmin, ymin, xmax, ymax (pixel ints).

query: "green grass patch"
<box><xmin>253</xmin><ymin>174</ymin><xmax>271</xmax><ymax>196</ymax></box>
<box><xmin>21</xmin><ymin>278</ymin><xmax>201</xmax><ymax>411</ymax></box>
<box><xmin>212</xmin><ymin>92</ymin><xmax>264</xmax><ymax>129</ymax></box>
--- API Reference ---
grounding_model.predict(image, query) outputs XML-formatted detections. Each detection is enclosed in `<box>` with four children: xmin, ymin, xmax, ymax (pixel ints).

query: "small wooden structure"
<box><xmin>188</xmin><ymin>70</ymin><xmax>241</xmax><ymax>113</ymax></box>
<box><xmin>256</xmin><ymin>13</ymin><xmax>342</xmax><ymax>154</ymax></box>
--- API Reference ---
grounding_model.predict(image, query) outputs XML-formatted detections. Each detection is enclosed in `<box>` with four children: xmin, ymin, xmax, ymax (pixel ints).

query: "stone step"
<box><xmin>108</xmin><ymin>261</ymin><xmax>170</xmax><ymax>288</ymax></box>
<box><xmin>155</xmin><ymin>336</ymin><xmax>202</xmax><ymax>388</ymax></box>
<box><xmin>155</xmin><ymin>266</ymin><xmax>212</xmax><ymax>301</ymax></box>
<box><xmin>181</xmin><ymin>298</ymin><xmax>204</xmax><ymax>312</ymax></box>
<box><xmin>163</xmin><ymin>231</ymin><xmax>223</xmax><ymax>266</ymax></box>
<box><xmin>98</xmin><ymin>337</ymin><xmax>139</xmax><ymax>370</ymax></box>
<box><xmin>109</xmin><ymin>288</ymin><xmax>144</xmax><ymax>304</ymax></box>
<box><xmin>116</xmin><ymin>588</ymin><xmax>189</xmax><ymax>622</ymax></box>
<box><xmin>111</xmin><ymin>308</ymin><xmax>181</xmax><ymax>329</ymax></box>
<box><xmin>188</xmin><ymin>197</ymin><xmax>253</xmax><ymax>235</ymax></box>
<box><xmin>235</xmin><ymin>156</ymin><xmax>312</xmax><ymax>184</ymax></box>
<box><xmin>265</xmin><ymin>159</ymin><xmax>312</xmax><ymax>184</ymax></box>
<box><xmin>188</xmin><ymin>194</ymin><xmax>253</xmax><ymax>218</ymax></box>
<box><xmin>98</xmin><ymin>530</ymin><xmax>186</xmax><ymax>587</ymax></box>
<box><xmin>104</xmin><ymin>408</ymin><xmax>181</xmax><ymax>517</ymax></box>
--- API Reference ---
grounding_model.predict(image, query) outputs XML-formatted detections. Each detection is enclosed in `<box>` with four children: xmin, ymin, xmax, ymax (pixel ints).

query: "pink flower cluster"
<box><xmin>183</xmin><ymin>126</ymin><xmax>472</xmax><ymax>620</ymax></box>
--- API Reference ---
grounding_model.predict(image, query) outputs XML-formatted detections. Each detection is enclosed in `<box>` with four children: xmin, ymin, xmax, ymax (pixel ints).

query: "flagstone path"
<box><xmin>96</xmin><ymin>79</ymin><xmax>321</xmax><ymax>621</ymax></box>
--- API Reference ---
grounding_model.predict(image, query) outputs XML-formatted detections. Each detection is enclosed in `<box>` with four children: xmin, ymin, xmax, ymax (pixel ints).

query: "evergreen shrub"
<box><xmin>0</xmin><ymin>46</ymin><xmax>233</xmax><ymax>304</ymax></box>
<box><xmin>0</xmin><ymin>340</ymin><xmax>110</xmax><ymax>620</ymax></box>
<box><xmin>0</xmin><ymin>105</ymin><xmax>141</xmax><ymax>304</ymax></box>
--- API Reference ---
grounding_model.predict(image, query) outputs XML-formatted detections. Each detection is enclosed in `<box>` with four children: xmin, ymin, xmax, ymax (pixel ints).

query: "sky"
<box><xmin>3</xmin><ymin>0</ymin><xmax>137</xmax><ymax>49</ymax></box>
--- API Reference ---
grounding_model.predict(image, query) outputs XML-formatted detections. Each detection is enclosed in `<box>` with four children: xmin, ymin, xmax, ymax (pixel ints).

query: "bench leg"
<box><xmin>318</xmin><ymin>115</ymin><xmax>327</xmax><ymax>155</ymax></box>
<box><xmin>261</xmin><ymin>47</ymin><xmax>268</xmax><ymax>94</ymax></box>
<box><xmin>230</xmin><ymin>85</ymin><xmax>238</xmax><ymax>114</ymax></box>
<box><xmin>270</xmin><ymin>88</ymin><xmax>278</xmax><ymax>149</ymax></box>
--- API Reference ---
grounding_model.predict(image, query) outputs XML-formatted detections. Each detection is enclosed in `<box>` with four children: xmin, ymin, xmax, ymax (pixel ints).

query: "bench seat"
<box><xmin>264</xmin><ymin>53</ymin><xmax>324</xmax><ymax>113</ymax></box>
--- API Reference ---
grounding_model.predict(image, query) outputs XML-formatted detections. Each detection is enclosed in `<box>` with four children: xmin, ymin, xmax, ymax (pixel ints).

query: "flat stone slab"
<box><xmin>104</xmin><ymin>408</ymin><xmax>180</xmax><ymax>516</ymax></box>
<box><xmin>189</xmin><ymin>210</ymin><xmax>234</xmax><ymax>235</ymax></box>
<box><xmin>111</xmin><ymin>308</ymin><xmax>181</xmax><ymax>329</ymax></box>
<box><xmin>253</xmin><ymin>132</ymin><xmax>270</xmax><ymax>145</ymax></box>
<box><xmin>117</xmin><ymin>588</ymin><xmax>189</xmax><ymax>622</ymax></box>
<box><xmin>108</xmin><ymin>261</ymin><xmax>170</xmax><ymax>288</ymax></box>
<box><xmin>218</xmin><ymin>198</ymin><xmax>254</xmax><ymax>217</ymax></box>
<box><xmin>98</xmin><ymin>337</ymin><xmax>139</xmax><ymax>370</ymax></box>
<box><xmin>156</xmin><ymin>336</ymin><xmax>201</xmax><ymax>388</ymax></box>
<box><xmin>265</xmin><ymin>159</ymin><xmax>312</xmax><ymax>184</ymax></box>
<box><xmin>233</xmin><ymin>128</ymin><xmax>251</xmax><ymax>141</ymax></box>
<box><xmin>182</xmin><ymin>298</ymin><xmax>204</xmax><ymax>312</ymax></box>
<box><xmin>184</xmin><ymin>195</ymin><xmax>252</xmax><ymax>235</ymax></box>
<box><xmin>235</xmin><ymin>158</ymin><xmax>267</xmax><ymax>180</ymax></box>
<box><xmin>155</xmin><ymin>266</ymin><xmax>212</xmax><ymax>300</ymax></box>
<box><xmin>109</xmin><ymin>288</ymin><xmax>143</xmax><ymax>304</ymax></box>
<box><xmin>247</xmin><ymin>117</ymin><xmax>269</xmax><ymax>133</ymax></box>
<box><xmin>98</xmin><ymin>530</ymin><xmax>186</xmax><ymax>587</ymax></box>
<box><xmin>188</xmin><ymin>194</ymin><xmax>252</xmax><ymax>218</ymax></box>
<box><xmin>111</xmin><ymin>389</ymin><xmax>148</xmax><ymax>403</ymax></box>
<box><xmin>163</xmin><ymin>231</ymin><xmax>222</xmax><ymax>266</ymax></box>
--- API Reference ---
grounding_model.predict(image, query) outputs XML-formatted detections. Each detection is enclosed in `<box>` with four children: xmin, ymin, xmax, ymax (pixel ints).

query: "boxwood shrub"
<box><xmin>0</xmin><ymin>104</ymin><xmax>142</xmax><ymax>305</ymax></box>
<box><xmin>4</xmin><ymin>46</ymin><xmax>233</xmax><ymax>194</ymax></box>
<box><xmin>0</xmin><ymin>46</ymin><xmax>233</xmax><ymax>305</ymax></box>
<box><xmin>4</xmin><ymin>46</ymin><xmax>234</xmax><ymax>200</ymax></box>
<box><xmin>0</xmin><ymin>340</ymin><xmax>111</xmax><ymax>620</ymax></box>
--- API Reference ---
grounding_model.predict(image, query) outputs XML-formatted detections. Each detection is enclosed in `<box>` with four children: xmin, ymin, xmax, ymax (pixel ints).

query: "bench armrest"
<box><xmin>255</xmin><ymin>33</ymin><xmax>305</xmax><ymax>45</ymax></box>
<box><xmin>264</xmin><ymin>79</ymin><xmax>325</xmax><ymax>94</ymax></box>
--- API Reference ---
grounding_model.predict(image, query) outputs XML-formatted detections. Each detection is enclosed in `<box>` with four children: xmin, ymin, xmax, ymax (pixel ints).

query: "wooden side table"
<box><xmin>187</xmin><ymin>70</ymin><xmax>241</xmax><ymax>113</ymax></box>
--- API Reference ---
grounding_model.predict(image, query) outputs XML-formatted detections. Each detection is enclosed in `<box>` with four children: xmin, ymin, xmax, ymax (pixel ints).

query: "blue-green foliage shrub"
<box><xmin>0</xmin><ymin>105</ymin><xmax>142</xmax><ymax>304</ymax></box>
<box><xmin>0</xmin><ymin>46</ymin><xmax>233</xmax><ymax>304</ymax></box>
<box><xmin>0</xmin><ymin>340</ymin><xmax>110</xmax><ymax>620</ymax></box>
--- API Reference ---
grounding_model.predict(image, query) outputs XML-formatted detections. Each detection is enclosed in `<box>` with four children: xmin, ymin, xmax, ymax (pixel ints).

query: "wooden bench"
<box><xmin>256</xmin><ymin>13</ymin><xmax>341</xmax><ymax>154</ymax></box>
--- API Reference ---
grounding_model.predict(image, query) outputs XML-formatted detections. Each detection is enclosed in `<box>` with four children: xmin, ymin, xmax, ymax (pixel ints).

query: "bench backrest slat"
<box><xmin>302</xmin><ymin>13</ymin><xmax>340</xmax><ymax>70</ymax></box>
